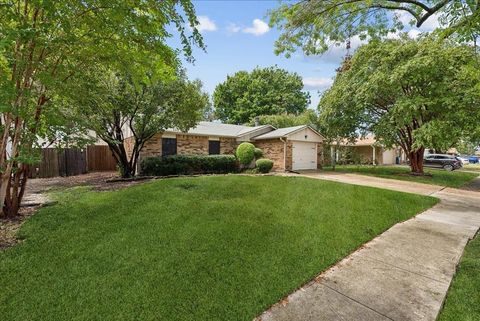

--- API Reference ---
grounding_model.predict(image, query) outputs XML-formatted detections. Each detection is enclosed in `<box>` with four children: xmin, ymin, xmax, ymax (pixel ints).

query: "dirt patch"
<box><xmin>1</xmin><ymin>171</ymin><xmax>152</xmax><ymax>250</ymax></box>
<box><xmin>461</xmin><ymin>176</ymin><xmax>480</xmax><ymax>192</ymax></box>
<box><xmin>25</xmin><ymin>171</ymin><xmax>150</xmax><ymax>194</ymax></box>
<box><xmin>0</xmin><ymin>206</ymin><xmax>38</xmax><ymax>250</ymax></box>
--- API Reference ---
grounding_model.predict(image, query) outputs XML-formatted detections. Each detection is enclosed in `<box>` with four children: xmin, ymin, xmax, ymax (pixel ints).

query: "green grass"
<box><xmin>0</xmin><ymin>176</ymin><xmax>438</xmax><ymax>321</ymax></box>
<box><xmin>324</xmin><ymin>165</ymin><xmax>478</xmax><ymax>188</ymax></box>
<box><xmin>438</xmin><ymin>233</ymin><xmax>480</xmax><ymax>321</ymax></box>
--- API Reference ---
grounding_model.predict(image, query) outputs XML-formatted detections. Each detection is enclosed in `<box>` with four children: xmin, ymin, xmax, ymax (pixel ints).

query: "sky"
<box><xmin>173</xmin><ymin>0</ymin><xmax>440</xmax><ymax>110</ymax></box>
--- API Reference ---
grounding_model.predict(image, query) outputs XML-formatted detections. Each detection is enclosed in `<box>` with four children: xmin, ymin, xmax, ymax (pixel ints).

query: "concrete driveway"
<box><xmin>257</xmin><ymin>171</ymin><xmax>480</xmax><ymax>321</ymax></box>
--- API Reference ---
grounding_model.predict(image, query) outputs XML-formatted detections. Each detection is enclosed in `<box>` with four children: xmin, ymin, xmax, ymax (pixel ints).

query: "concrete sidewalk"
<box><xmin>257</xmin><ymin>172</ymin><xmax>480</xmax><ymax>321</ymax></box>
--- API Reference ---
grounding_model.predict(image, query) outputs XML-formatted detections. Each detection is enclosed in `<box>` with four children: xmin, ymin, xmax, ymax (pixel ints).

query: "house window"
<box><xmin>209</xmin><ymin>140</ymin><xmax>220</xmax><ymax>155</ymax></box>
<box><xmin>162</xmin><ymin>138</ymin><xmax>177</xmax><ymax>156</ymax></box>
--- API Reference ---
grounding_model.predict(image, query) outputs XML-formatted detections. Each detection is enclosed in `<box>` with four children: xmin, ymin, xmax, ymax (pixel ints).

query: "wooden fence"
<box><xmin>29</xmin><ymin>146</ymin><xmax>117</xmax><ymax>178</ymax></box>
<box><xmin>87</xmin><ymin>145</ymin><xmax>117</xmax><ymax>172</ymax></box>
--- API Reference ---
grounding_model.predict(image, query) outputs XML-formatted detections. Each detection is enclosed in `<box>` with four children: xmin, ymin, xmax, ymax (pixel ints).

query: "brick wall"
<box><xmin>285</xmin><ymin>141</ymin><xmax>293</xmax><ymax>171</ymax></box>
<box><xmin>132</xmin><ymin>133</ymin><xmax>320</xmax><ymax>172</ymax></box>
<box><xmin>220</xmin><ymin>137</ymin><xmax>237</xmax><ymax>155</ymax></box>
<box><xmin>124</xmin><ymin>136</ymin><xmax>135</xmax><ymax>160</ymax></box>
<box><xmin>141</xmin><ymin>133</ymin><xmax>162</xmax><ymax>158</ymax></box>
<box><xmin>177</xmin><ymin>134</ymin><xmax>209</xmax><ymax>155</ymax></box>
<box><xmin>253</xmin><ymin>139</ymin><xmax>291</xmax><ymax>171</ymax></box>
<box><xmin>136</xmin><ymin>133</ymin><xmax>238</xmax><ymax>159</ymax></box>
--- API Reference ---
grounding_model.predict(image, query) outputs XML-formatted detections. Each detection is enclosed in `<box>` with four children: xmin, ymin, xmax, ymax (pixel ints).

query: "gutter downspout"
<box><xmin>280</xmin><ymin>137</ymin><xmax>287</xmax><ymax>171</ymax></box>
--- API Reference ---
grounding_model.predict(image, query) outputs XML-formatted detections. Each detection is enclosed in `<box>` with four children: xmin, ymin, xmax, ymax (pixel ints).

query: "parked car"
<box><xmin>457</xmin><ymin>156</ymin><xmax>470</xmax><ymax>165</ymax></box>
<box><xmin>468</xmin><ymin>155</ymin><xmax>479</xmax><ymax>164</ymax></box>
<box><xmin>423</xmin><ymin>154</ymin><xmax>462</xmax><ymax>171</ymax></box>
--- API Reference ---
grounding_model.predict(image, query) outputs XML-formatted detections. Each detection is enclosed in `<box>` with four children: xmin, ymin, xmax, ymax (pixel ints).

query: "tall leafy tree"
<box><xmin>249</xmin><ymin>110</ymin><xmax>318</xmax><ymax>128</ymax></box>
<box><xmin>71</xmin><ymin>70</ymin><xmax>209</xmax><ymax>178</ymax></box>
<box><xmin>319</xmin><ymin>37</ymin><xmax>480</xmax><ymax>174</ymax></box>
<box><xmin>269</xmin><ymin>0</ymin><xmax>480</xmax><ymax>56</ymax></box>
<box><xmin>0</xmin><ymin>0</ymin><xmax>203</xmax><ymax>217</ymax></box>
<box><xmin>213</xmin><ymin>66</ymin><xmax>310</xmax><ymax>124</ymax></box>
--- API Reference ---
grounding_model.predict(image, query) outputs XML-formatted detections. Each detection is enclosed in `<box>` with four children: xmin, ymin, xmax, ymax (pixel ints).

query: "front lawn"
<box><xmin>0</xmin><ymin>176</ymin><xmax>437</xmax><ymax>321</ymax></box>
<box><xmin>324</xmin><ymin>165</ymin><xmax>478</xmax><ymax>188</ymax></box>
<box><xmin>438</xmin><ymin>233</ymin><xmax>480</xmax><ymax>321</ymax></box>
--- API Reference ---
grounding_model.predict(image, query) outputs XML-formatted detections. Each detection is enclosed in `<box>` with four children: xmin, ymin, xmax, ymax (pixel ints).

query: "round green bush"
<box><xmin>236</xmin><ymin>142</ymin><xmax>255</xmax><ymax>165</ymax></box>
<box><xmin>254</xmin><ymin>147</ymin><xmax>263</xmax><ymax>159</ymax></box>
<box><xmin>256</xmin><ymin>158</ymin><xmax>274</xmax><ymax>173</ymax></box>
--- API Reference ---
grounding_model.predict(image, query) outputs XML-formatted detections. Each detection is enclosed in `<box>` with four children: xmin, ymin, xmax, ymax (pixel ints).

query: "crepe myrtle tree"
<box><xmin>0</xmin><ymin>0</ymin><xmax>204</xmax><ymax>217</ymax></box>
<box><xmin>318</xmin><ymin>36</ymin><xmax>480</xmax><ymax>174</ymax></box>
<box><xmin>73</xmin><ymin>70</ymin><xmax>209</xmax><ymax>178</ymax></box>
<box><xmin>269</xmin><ymin>0</ymin><xmax>480</xmax><ymax>57</ymax></box>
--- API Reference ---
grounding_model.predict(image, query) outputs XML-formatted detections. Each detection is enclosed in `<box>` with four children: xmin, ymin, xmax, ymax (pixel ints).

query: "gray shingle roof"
<box><xmin>253</xmin><ymin>125</ymin><xmax>308</xmax><ymax>140</ymax></box>
<box><xmin>165</xmin><ymin>121</ymin><xmax>272</xmax><ymax>138</ymax></box>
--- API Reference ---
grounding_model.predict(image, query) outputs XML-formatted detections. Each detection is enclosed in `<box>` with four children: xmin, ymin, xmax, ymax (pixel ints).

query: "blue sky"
<box><xmin>175</xmin><ymin>0</ymin><xmax>439</xmax><ymax>110</ymax></box>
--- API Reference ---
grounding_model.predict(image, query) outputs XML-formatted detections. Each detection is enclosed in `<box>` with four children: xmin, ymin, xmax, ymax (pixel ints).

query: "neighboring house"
<box><xmin>125</xmin><ymin>121</ymin><xmax>324</xmax><ymax>171</ymax></box>
<box><xmin>337</xmin><ymin>134</ymin><xmax>406</xmax><ymax>165</ymax></box>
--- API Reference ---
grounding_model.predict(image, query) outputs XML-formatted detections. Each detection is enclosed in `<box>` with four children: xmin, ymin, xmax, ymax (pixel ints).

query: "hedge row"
<box><xmin>140</xmin><ymin>155</ymin><xmax>238</xmax><ymax>176</ymax></box>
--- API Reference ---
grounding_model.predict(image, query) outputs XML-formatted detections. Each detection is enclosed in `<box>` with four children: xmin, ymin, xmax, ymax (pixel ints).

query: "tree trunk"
<box><xmin>0</xmin><ymin>118</ymin><xmax>23</xmax><ymax>217</ymax></box>
<box><xmin>330</xmin><ymin>144</ymin><xmax>337</xmax><ymax>170</ymax></box>
<box><xmin>408</xmin><ymin>147</ymin><xmax>425</xmax><ymax>174</ymax></box>
<box><xmin>3</xmin><ymin>164</ymin><xmax>29</xmax><ymax>217</ymax></box>
<box><xmin>108</xmin><ymin>142</ymin><xmax>135</xmax><ymax>179</ymax></box>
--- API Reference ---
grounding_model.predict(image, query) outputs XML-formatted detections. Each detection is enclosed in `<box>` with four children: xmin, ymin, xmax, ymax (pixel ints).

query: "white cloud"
<box><xmin>195</xmin><ymin>16</ymin><xmax>217</xmax><ymax>32</ymax></box>
<box><xmin>395</xmin><ymin>11</ymin><xmax>415</xmax><ymax>26</ymax></box>
<box><xmin>303</xmin><ymin>77</ymin><xmax>334</xmax><ymax>90</ymax></box>
<box><xmin>242</xmin><ymin>19</ymin><xmax>270</xmax><ymax>36</ymax></box>
<box><xmin>395</xmin><ymin>11</ymin><xmax>440</xmax><ymax>31</ymax></box>
<box><xmin>407</xmin><ymin>29</ymin><xmax>422</xmax><ymax>39</ymax></box>
<box><xmin>226</xmin><ymin>23</ymin><xmax>241</xmax><ymax>34</ymax></box>
<box><xmin>305</xmin><ymin>35</ymin><xmax>367</xmax><ymax>64</ymax></box>
<box><xmin>419</xmin><ymin>13</ymin><xmax>441</xmax><ymax>31</ymax></box>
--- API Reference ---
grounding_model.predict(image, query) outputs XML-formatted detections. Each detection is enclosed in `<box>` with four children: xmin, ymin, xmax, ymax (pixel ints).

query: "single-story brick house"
<box><xmin>126</xmin><ymin>121</ymin><xmax>324</xmax><ymax>171</ymax></box>
<box><xmin>336</xmin><ymin>135</ymin><xmax>406</xmax><ymax>165</ymax></box>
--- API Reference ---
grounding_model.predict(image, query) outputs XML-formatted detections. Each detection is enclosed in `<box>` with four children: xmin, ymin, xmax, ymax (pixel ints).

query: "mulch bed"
<box><xmin>0</xmin><ymin>206</ymin><xmax>38</xmax><ymax>250</ymax></box>
<box><xmin>25</xmin><ymin>171</ymin><xmax>148</xmax><ymax>193</ymax></box>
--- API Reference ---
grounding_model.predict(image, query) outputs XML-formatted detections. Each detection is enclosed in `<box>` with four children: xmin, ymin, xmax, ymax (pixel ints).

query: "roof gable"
<box><xmin>253</xmin><ymin>125</ymin><xmax>324</xmax><ymax>141</ymax></box>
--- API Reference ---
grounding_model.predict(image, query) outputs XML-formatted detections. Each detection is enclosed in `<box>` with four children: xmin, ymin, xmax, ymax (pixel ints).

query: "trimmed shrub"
<box><xmin>254</xmin><ymin>147</ymin><xmax>263</xmax><ymax>159</ymax></box>
<box><xmin>236</xmin><ymin>142</ymin><xmax>255</xmax><ymax>165</ymax></box>
<box><xmin>140</xmin><ymin>155</ymin><xmax>238</xmax><ymax>176</ymax></box>
<box><xmin>256</xmin><ymin>158</ymin><xmax>274</xmax><ymax>173</ymax></box>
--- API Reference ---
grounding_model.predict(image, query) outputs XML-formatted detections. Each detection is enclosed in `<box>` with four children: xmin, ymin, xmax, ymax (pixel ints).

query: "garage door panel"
<box><xmin>292</xmin><ymin>141</ymin><xmax>317</xmax><ymax>170</ymax></box>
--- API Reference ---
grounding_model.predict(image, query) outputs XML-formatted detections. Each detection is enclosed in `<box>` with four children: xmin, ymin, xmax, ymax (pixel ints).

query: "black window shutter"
<box><xmin>209</xmin><ymin>140</ymin><xmax>220</xmax><ymax>155</ymax></box>
<box><xmin>162</xmin><ymin>138</ymin><xmax>177</xmax><ymax>156</ymax></box>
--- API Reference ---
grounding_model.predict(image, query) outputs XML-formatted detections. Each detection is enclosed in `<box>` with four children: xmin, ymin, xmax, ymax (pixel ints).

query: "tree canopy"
<box><xmin>249</xmin><ymin>110</ymin><xmax>318</xmax><ymax>129</ymax></box>
<box><xmin>213</xmin><ymin>66</ymin><xmax>310</xmax><ymax>124</ymax></box>
<box><xmin>0</xmin><ymin>0</ymin><xmax>204</xmax><ymax>216</ymax></box>
<box><xmin>319</xmin><ymin>37</ymin><xmax>480</xmax><ymax>173</ymax></box>
<box><xmin>269</xmin><ymin>0</ymin><xmax>480</xmax><ymax>57</ymax></box>
<box><xmin>70</xmin><ymin>70</ymin><xmax>209</xmax><ymax>178</ymax></box>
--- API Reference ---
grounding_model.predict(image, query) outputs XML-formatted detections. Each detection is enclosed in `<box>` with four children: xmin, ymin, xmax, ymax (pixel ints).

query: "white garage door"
<box><xmin>292</xmin><ymin>141</ymin><xmax>317</xmax><ymax>170</ymax></box>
